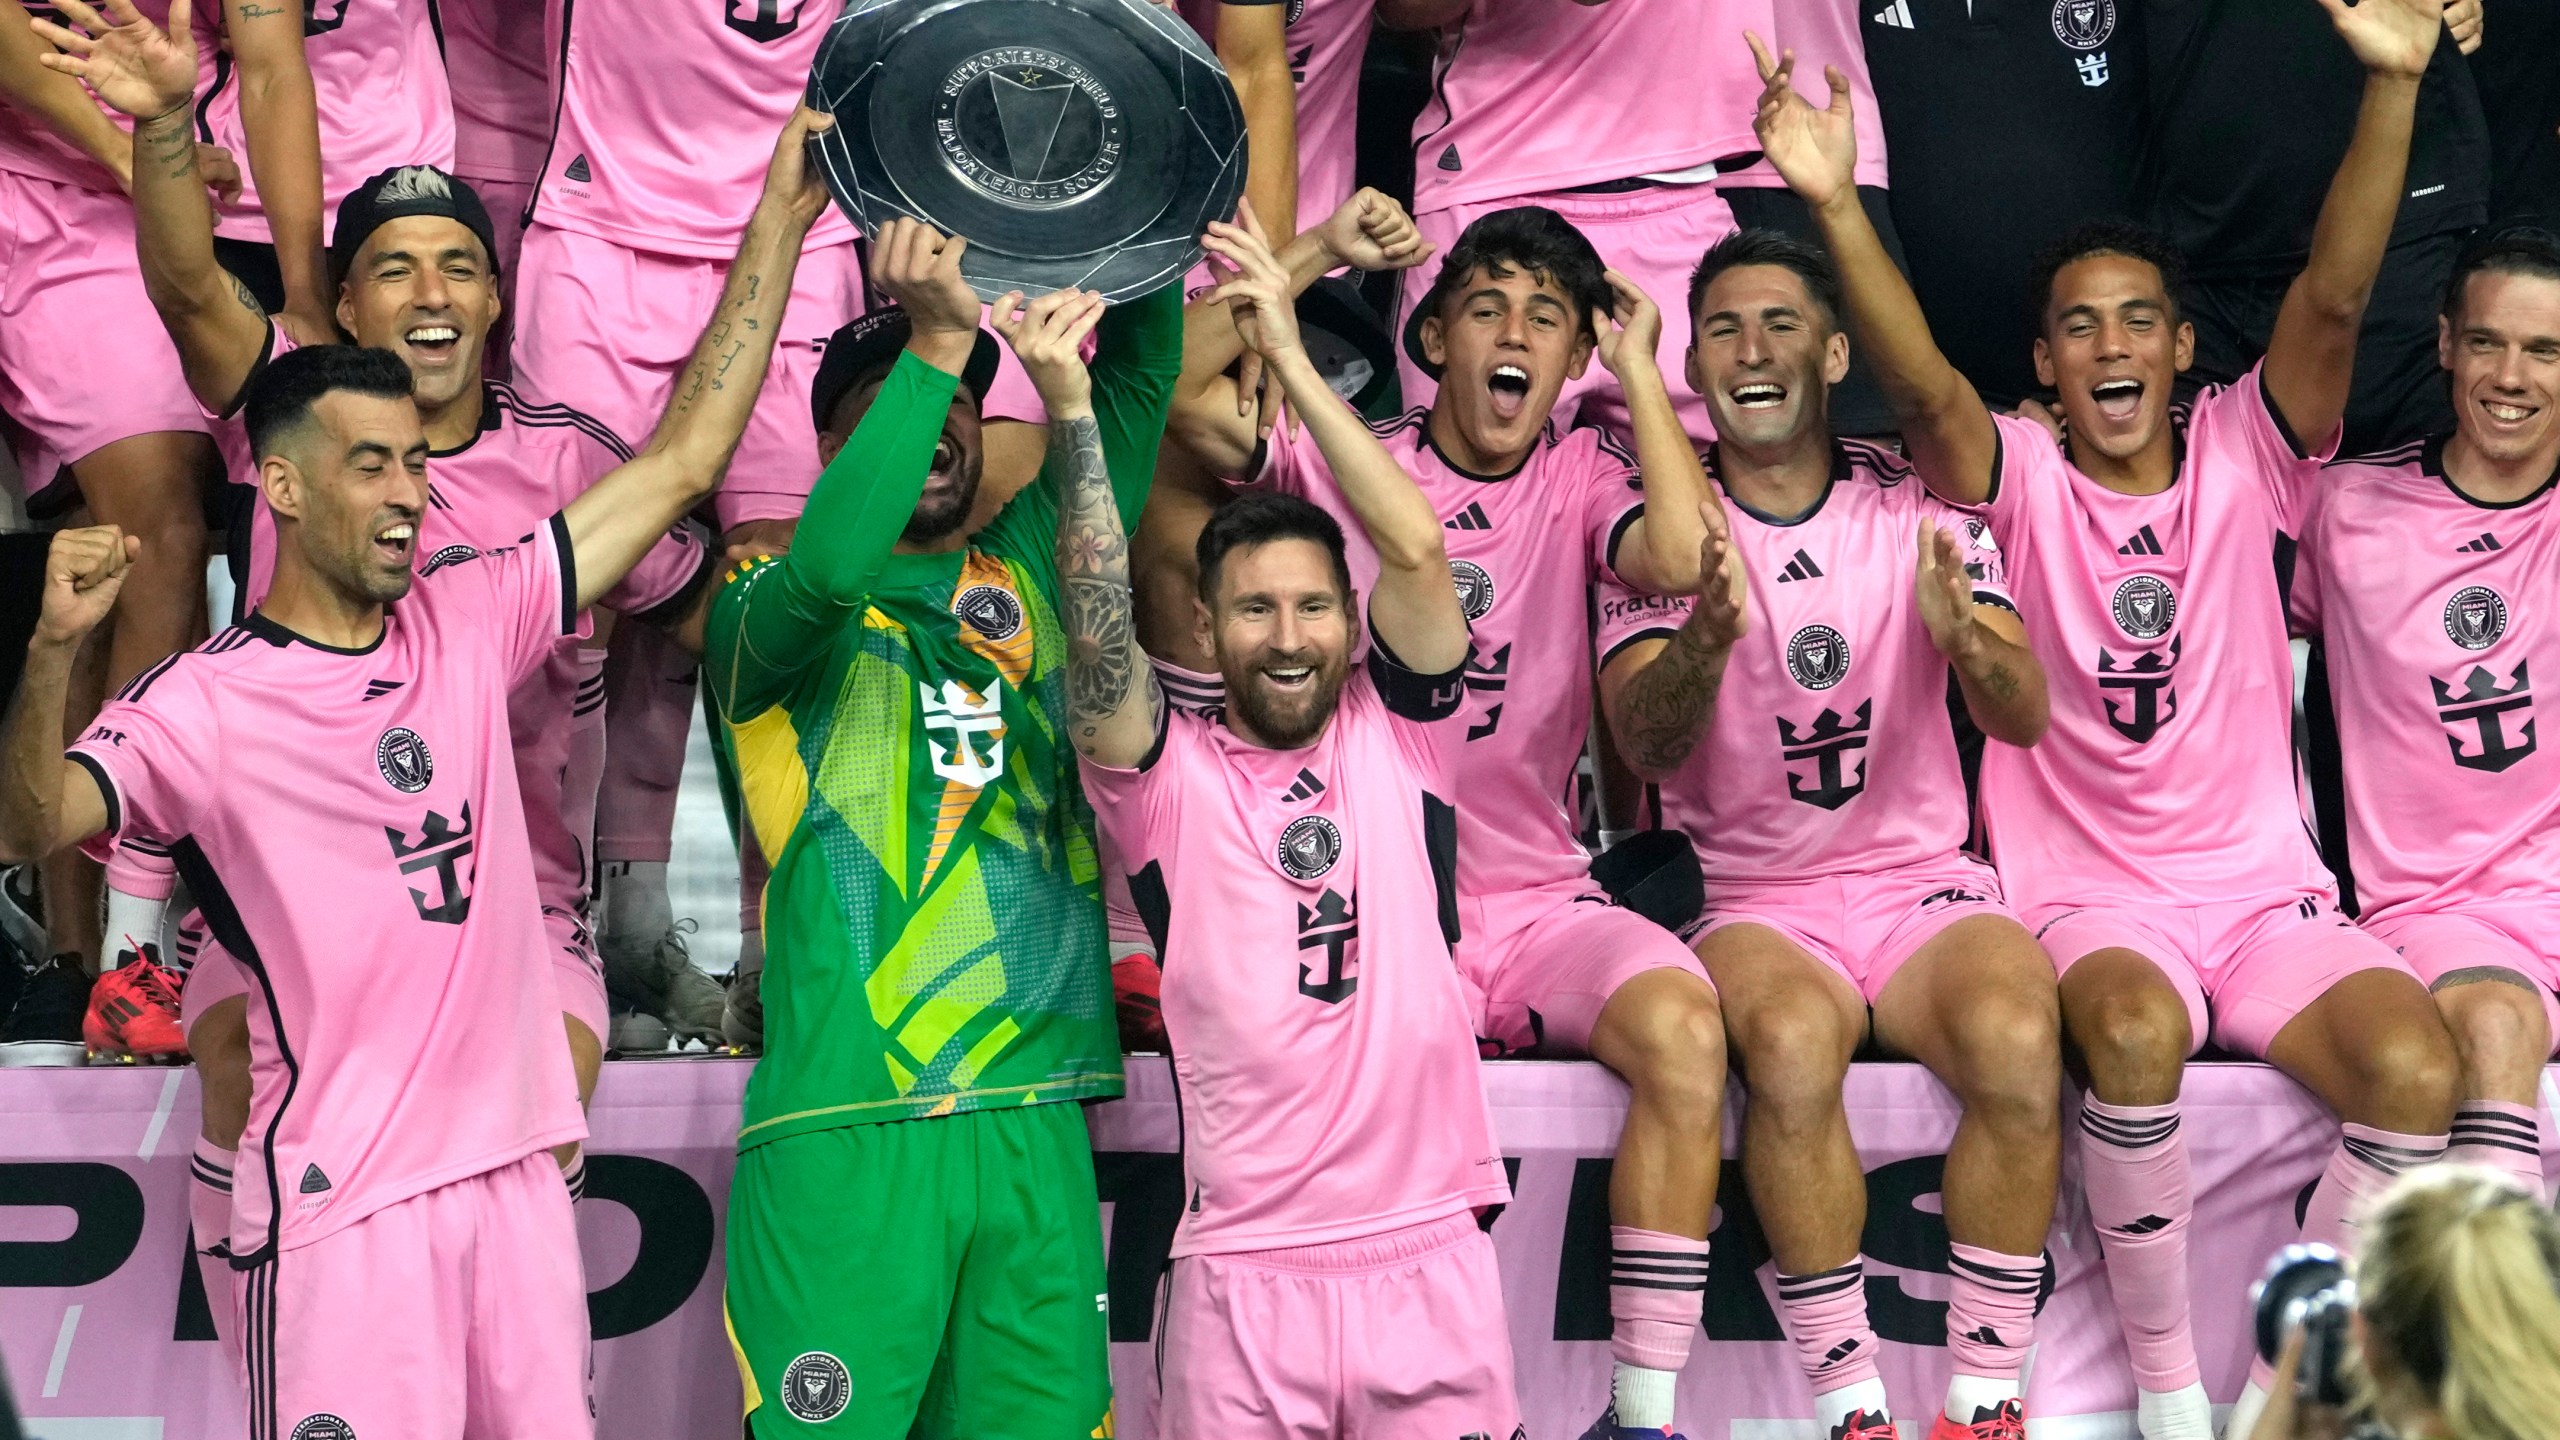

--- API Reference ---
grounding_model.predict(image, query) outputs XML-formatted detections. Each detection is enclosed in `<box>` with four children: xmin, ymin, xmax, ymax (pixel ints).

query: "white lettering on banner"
<box><xmin>2</xmin><ymin>1063</ymin><xmax>2550</xmax><ymax>1436</ymax></box>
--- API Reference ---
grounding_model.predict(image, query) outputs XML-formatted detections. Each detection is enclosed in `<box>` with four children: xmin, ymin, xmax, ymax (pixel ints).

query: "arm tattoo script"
<box><xmin>1616</xmin><ymin>620</ymin><xmax>1728</xmax><ymax>776</ymax></box>
<box><xmin>1052</xmin><ymin>415</ymin><xmax>1144</xmax><ymax>738</ymax></box>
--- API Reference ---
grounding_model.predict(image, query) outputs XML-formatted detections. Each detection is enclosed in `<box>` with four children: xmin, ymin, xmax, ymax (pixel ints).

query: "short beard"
<box><xmin>1222</xmin><ymin>656</ymin><xmax>1348</xmax><ymax>749</ymax></box>
<box><xmin>900</xmin><ymin>461</ymin><xmax>983</xmax><ymax>544</ymax></box>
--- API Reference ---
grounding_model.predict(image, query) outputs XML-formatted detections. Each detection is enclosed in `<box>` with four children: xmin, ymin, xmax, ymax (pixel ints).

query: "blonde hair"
<box><xmin>2353</xmin><ymin>1165</ymin><xmax>2560</xmax><ymax>1440</ymax></box>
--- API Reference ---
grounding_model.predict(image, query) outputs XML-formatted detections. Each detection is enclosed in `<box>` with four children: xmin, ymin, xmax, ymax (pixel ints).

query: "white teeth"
<box><xmin>2486</xmin><ymin>402</ymin><xmax>2531</xmax><ymax>422</ymax></box>
<box><xmin>1733</xmin><ymin>383</ymin><xmax>1785</xmax><ymax>407</ymax></box>
<box><xmin>2094</xmin><ymin>380</ymin><xmax>2141</xmax><ymax>398</ymax></box>
<box><xmin>379</xmin><ymin>525</ymin><xmax>413</xmax><ymax>542</ymax></box>
<box><xmin>407</xmin><ymin>327</ymin><xmax>458</xmax><ymax>344</ymax></box>
<box><xmin>1491</xmin><ymin>365</ymin><xmax>1529</xmax><ymax>383</ymax></box>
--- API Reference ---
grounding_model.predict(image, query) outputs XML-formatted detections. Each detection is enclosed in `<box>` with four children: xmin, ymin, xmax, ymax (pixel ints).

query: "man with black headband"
<box><xmin>41</xmin><ymin>0</ymin><xmax>715</xmax><ymax>1379</ymax></box>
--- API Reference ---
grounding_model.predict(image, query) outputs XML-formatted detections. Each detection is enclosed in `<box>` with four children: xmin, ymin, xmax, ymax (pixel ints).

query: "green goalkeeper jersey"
<box><xmin>706</xmin><ymin>288</ymin><xmax>1178</xmax><ymax>1149</ymax></box>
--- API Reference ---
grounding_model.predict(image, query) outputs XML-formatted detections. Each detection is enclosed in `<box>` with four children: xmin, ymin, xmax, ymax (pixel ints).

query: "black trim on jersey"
<box><xmin>1426</xmin><ymin>420</ymin><xmax>1545</xmax><ymax>484</ymax></box>
<box><xmin>1128</xmin><ymin>860</ymin><xmax>1171</xmax><ymax>957</ymax></box>
<box><xmin>1981</xmin><ymin>426</ymin><xmax>2005</xmax><ymax>508</ymax></box>
<box><xmin>215</xmin><ymin>319</ymin><xmax>281</xmax><ymax>421</ymax></box>
<box><xmin>1423</xmin><ymin>791</ymin><xmax>1461</xmax><ymax>952</ymax></box>
<box><xmin>425</xmin><ymin>0</ymin><xmax>446</xmax><ymax>57</ymax></box>
<box><xmin>2414</xmin><ymin>431</ymin><xmax>2560</xmax><ymax>510</ymax></box>
<box><xmin>1973</xmin><ymin>591</ymin><xmax>2022</xmax><ymax>617</ymax></box>
<box><xmin>243</xmin><ymin>1255</ymin><xmax>276</xmax><ymax>1440</ymax></box>
<box><xmin>522</xmin><ymin>0</ymin><xmax>578</xmax><ymax>226</ymax></box>
<box><xmin>69</xmin><ymin>751</ymin><xmax>121</xmax><ymax>838</ymax></box>
<box><xmin>2256</xmin><ymin>370</ymin><xmax>2312</xmax><ymax>462</ymax></box>
<box><xmin>1709</xmin><ymin>441</ymin><xmax>1848</xmax><ymax>528</ymax></box>
<box><xmin>1603</xmin><ymin>503</ymin><xmax>1644</xmax><ymax>576</ymax></box>
<box><xmin>193</xmin><ymin>50</ymin><xmax>234</xmax><ymax>143</ymax></box>
<box><xmin>1130</xmin><ymin>697</ymin><xmax>1172</xmax><ymax>773</ymax></box>
<box><xmin>1365</xmin><ymin>624</ymin><xmax>1467</xmax><ymax>721</ymax></box>
<box><xmin>241</xmin><ymin>609</ymin><xmax>385</xmax><ymax>655</ymax></box>
<box><xmin>426</xmin><ymin>382</ymin><xmax>511</xmax><ymax>458</ymax></box>
<box><xmin>1411</xmin><ymin>20</ymin><xmax>1467</xmax><ymax>164</ymax></box>
<box><xmin>114</xmin><ymin>649</ymin><xmax>185</xmax><ymax>704</ymax></box>
<box><xmin>548</xmin><ymin>511</ymin><xmax>579</xmax><ymax>634</ymax></box>
<box><xmin>172</xmin><ymin>836</ymin><xmax>303</xmax><ymax>1272</ymax></box>
<box><xmin>2299</xmin><ymin>637</ymin><xmax>2361</xmax><ymax>918</ymax></box>
<box><xmin>495</xmin><ymin>385</ymin><xmax>637</xmax><ymax>460</ymax></box>
<box><xmin>625</xmin><ymin>540</ymin><xmax>718</xmax><ymax>629</ymax></box>
<box><xmin>1598</xmin><ymin>625</ymin><xmax>1682</xmax><ymax>671</ymax></box>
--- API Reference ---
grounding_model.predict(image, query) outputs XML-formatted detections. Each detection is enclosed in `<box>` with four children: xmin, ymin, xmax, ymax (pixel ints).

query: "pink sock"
<box><xmin>105</xmin><ymin>837</ymin><xmax>178</xmax><ymax>902</ymax></box>
<box><xmin>1947</xmin><ymin>1244</ymin><xmax>2044</xmax><ymax>1379</ymax></box>
<box><xmin>1775</xmin><ymin>1259</ymin><xmax>1882</xmax><ymax>1394</ymax></box>
<box><xmin>2449</xmin><ymin>1101</ymin><xmax>2545</xmax><ymax>1202</ymax></box>
<box><xmin>2078</xmin><ymin>1099</ymin><xmax>2200</xmax><ymax>1390</ymax></box>
<box><xmin>188</xmin><ymin>1138</ymin><xmax>240</xmax><ymax>1378</ymax></box>
<box><xmin>1609</xmin><ymin>1226</ymin><xmax>1708</xmax><ymax>1372</ymax></box>
<box><xmin>595</xmin><ymin>625</ymin><xmax>695</xmax><ymax>865</ymax></box>
<box><xmin>2303</xmin><ymin>1124</ymin><xmax>2449</xmax><ymax>1254</ymax></box>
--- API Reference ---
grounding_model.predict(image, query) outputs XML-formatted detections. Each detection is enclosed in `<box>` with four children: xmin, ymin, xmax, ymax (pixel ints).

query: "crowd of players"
<box><xmin>0</xmin><ymin>0</ymin><xmax>2554</xmax><ymax>1437</ymax></box>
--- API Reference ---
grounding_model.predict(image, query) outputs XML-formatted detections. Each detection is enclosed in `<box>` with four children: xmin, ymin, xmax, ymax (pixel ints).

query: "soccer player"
<box><xmin>439</xmin><ymin>0</ymin><xmax>550</xmax><ymax>374</ymax></box>
<box><xmin>1376</xmin><ymin>0</ymin><xmax>1766</xmax><ymax>445</ymax></box>
<box><xmin>0</xmin><ymin>101</ymin><xmax>834</xmax><ymax>1432</ymax></box>
<box><xmin>1597</xmin><ymin>230</ymin><xmax>2062</xmax><ymax>1440</ymax></box>
<box><xmin>1071</xmin><ymin>208</ymin><xmax>1518</xmax><ymax>1437</ymax></box>
<box><xmin>705</xmin><ymin>217</ymin><xmax>1175</xmax><ymax>1435</ymax></box>
<box><xmin>1168</xmin><ymin>202</ymin><xmax>1728</xmax><ymax>1440</ymax></box>
<box><xmin>2293</xmin><ymin>229</ymin><xmax>2560</xmax><ymax>1203</ymax></box>
<box><xmin>1748</xmin><ymin>9</ymin><xmax>2463</xmax><ymax>1436</ymax></box>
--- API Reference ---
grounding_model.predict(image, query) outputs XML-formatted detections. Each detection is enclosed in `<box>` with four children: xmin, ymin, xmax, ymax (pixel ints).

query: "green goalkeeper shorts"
<box><xmin>725</xmin><ymin>1099</ymin><xmax>1115</xmax><ymax>1438</ymax></box>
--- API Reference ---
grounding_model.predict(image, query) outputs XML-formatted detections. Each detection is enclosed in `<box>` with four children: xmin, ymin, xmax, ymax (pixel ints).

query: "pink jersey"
<box><xmin>442</xmin><ymin>0</ymin><xmax>555</xmax><ymax>186</ymax></box>
<box><xmin>1177</xmin><ymin>0</ymin><xmax>1375</xmax><ymax>223</ymax></box>
<box><xmin>192</xmin><ymin>0</ymin><xmax>455</xmax><ymax>244</ymax></box>
<box><xmin>0</xmin><ymin>0</ymin><xmax>180</xmax><ymax>191</ymax></box>
<box><xmin>1408</xmin><ymin>0</ymin><xmax>1770</xmax><ymax>213</ymax></box>
<box><xmin>532</xmin><ymin>0</ymin><xmax>854</xmax><ymax>257</ymax></box>
<box><xmin>71</xmin><ymin>520</ymin><xmax>589</xmax><ymax>1261</ymax></box>
<box><xmin>1083</xmin><ymin>654</ymin><xmax>1508</xmax><ymax>1257</ymax></box>
<box><xmin>1975</xmin><ymin>365</ymin><xmax>2337</xmax><ymax>910</ymax></box>
<box><xmin>1243</xmin><ymin>409</ymin><xmax>1643</xmax><ymax>898</ymax></box>
<box><xmin>1595</xmin><ymin>441</ymin><xmax>2009</xmax><ymax>883</ymax></box>
<box><xmin>1717</xmin><ymin>0</ymin><xmax>1887</xmax><ymax>190</ymax></box>
<box><xmin>218</xmin><ymin>324</ymin><xmax>710</xmax><ymax>925</ymax></box>
<box><xmin>2292</xmin><ymin>437</ymin><xmax>2560</xmax><ymax>920</ymax></box>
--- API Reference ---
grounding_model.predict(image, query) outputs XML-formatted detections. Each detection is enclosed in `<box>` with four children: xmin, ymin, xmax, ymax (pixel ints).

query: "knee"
<box><xmin>1612</xmin><ymin>981</ymin><xmax>1729</xmax><ymax>1112</ymax></box>
<box><xmin>2352</xmin><ymin>1013</ymin><xmax>2463</xmax><ymax>1125</ymax></box>
<box><xmin>1950</xmin><ymin>992</ymin><xmax>2064</xmax><ymax>1123</ymax></box>
<box><xmin>2438</xmin><ymin>981</ymin><xmax>2554</xmax><ymax>1079</ymax></box>
<box><xmin>2065</xmin><ymin>983</ymin><xmax>2191</xmax><ymax>1091</ymax></box>
<box><xmin>1732</xmin><ymin>999</ymin><xmax>1851</xmax><ymax>1113</ymax></box>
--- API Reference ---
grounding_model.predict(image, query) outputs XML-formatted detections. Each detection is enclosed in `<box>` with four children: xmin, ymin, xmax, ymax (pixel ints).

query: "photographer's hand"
<box><xmin>2244</xmin><ymin>1332</ymin><xmax>2354</xmax><ymax>1440</ymax></box>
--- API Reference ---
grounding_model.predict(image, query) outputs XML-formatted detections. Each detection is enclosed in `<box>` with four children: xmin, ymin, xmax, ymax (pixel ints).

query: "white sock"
<box><xmin>2138</xmin><ymin>1381</ymin><xmax>2215</xmax><ymax>1440</ymax></box>
<box><xmin>104</xmin><ymin>888</ymin><xmax>168</xmax><ymax>967</ymax></box>
<box><xmin>600</xmin><ymin>861</ymin><xmax>671</xmax><ymax>944</ymax></box>
<box><xmin>1611</xmin><ymin>1361</ymin><xmax>1676</xmax><ymax>1430</ymax></box>
<box><xmin>1945</xmin><ymin>1373</ymin><xmax>2018</xmax><ymax>1423</ymax></box>
<box><xmin>2222</xmin><ymin>1379</ymin><xmax>2269</xmax><ymax>1440</ymax></box>
<box><xmin>1814</xmin><ymin>1377</ymin><xmax>1889</xmax><ymax>1434</ymax></box>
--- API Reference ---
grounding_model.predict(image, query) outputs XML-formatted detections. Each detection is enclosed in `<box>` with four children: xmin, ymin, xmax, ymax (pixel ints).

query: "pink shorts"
<box><xmin>0</xmin><ymin>170</ymin><xmax>209</xmax><ymax>476</ymax></box>
<box><xmin>1159</xmin><ymin>1212</ymin><xmax>1519</xmax><ymax>1440</ymax></box>
<box><xmin>1405</xmin><ymin>181</ymin><xmax>1736</xmax><ymax>449</ymax></box>
<box><xmin>239</xmin><ymin>1151</ymin><xmax>591</xmax><ymax>1438</ymax></box>
<box><xmin>456</xmin><ymin>173</ymin><xmax>534</xmax><ymax>382</ymax></box>
<box><xmin>1690</xmin><ymin>854</ymin><xmax>2019</xmax><ymax>1004</ymax></box>
<box><xmin>1461</xmin><ymin>881</ymin><xmax>1714</xmax><ymax>1056</ymax></box>
<box><xmin>2032</xmin><ymin>891</ymin><xmax>2416</xmax><ymax>1059</ymax></box>
<box><xmin>510</xmin><ymin>222</ymin><xmax>865</xmax><ymax>529</ymax></box>
<box><xmin>2366</xmin><ymin>900</ymin><xmax>2560</xmax><ymax>1043</ymax></box>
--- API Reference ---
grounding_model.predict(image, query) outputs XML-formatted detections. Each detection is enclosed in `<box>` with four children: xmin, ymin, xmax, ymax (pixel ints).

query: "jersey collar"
<box><xmin>426</xmin><ymin>382</ymin><xmax>507</xmax><ymax>460</ymax></box>
<box><xmin>1707</xmin><ymin>439</ymin><xmax>1849</xmax><ymax>528</ymax></box>
<box><xmin>242</xmin><ymin>608</ymin><xmax>389</xmax><ymax>656</ymax></box>
<box><xmin>2424</xmin><ymin>432</ymin><xmax>2560</xmax><ymax>510</ymax></box>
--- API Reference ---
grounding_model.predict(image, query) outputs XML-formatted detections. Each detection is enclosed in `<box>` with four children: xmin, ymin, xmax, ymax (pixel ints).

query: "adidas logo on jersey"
<box><xmin>1282</xmin><ymin>768</ymin><xmax>1327</xmax><ymax>802</ymax></box>
<box><xmin>362</xmin><ymin>679</ymin><xmax>405</xmax><ymax>701</ymax></box>
<box><xmin>2458</xmin><ymin>532</ymin><xmax>2504</xmax><ymax>553</ymax></box>
<box><xmin>2116</xmin><ymin>524</ymin><xmax>2164</xmax><ymax>556</ymax></box>
<box><xmin>298</xmin><ymin>1164</ymin><xmax>332</xmax><ymax>1194</ymax></box>
<box><xmin>563</xmin><ymin>153</ymin><xmax>592</xmax><ymax>183</ymax></box>
<box><xmin>1445</xmin><ymin>502</ymin><xmax>1492</xmax><ymax>531</ymax></box>
<box><xmin>1777</xmin><ymin>549</ymin><xmax>1825</xmax><ymax>582</ymax></box>
<box><xmin>1436</xmin><ymin>144</ymin><xmax>1463</xmax><ymax>172</ymax></box>
<box><xmin>1871</xmin><ymin>0</ymin><xmax>1915</xmax><ymax>26</ymax></box>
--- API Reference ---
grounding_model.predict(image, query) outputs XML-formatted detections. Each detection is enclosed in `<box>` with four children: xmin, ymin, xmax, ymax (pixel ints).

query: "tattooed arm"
<box><xmin>1598</xmin><ymin>516</ymin><xmax>1747</xmax><ymax>781</ymax></box>
<box><xmin>565</xmin><ymin>107</ymin><xmax>834</xmax><ymax>609</ymax></box>
<box><xmin>989</xmin><ymin>289</ymin><xmax>1161</xmax><ymax>766</ymax></box>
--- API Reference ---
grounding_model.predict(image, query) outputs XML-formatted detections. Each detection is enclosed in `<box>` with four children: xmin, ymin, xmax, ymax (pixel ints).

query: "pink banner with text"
<box><xmin>5</xmin><ymin>1059</ymin><xmax>2552</xmax><ymax>1438</ymax></box>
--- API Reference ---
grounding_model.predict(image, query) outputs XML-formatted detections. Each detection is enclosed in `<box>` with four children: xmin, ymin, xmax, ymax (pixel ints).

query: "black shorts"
<box><xmin>1716</xmin><ymin>183</ymin><xmax>1911</xmax><ymax>441</ymax></box>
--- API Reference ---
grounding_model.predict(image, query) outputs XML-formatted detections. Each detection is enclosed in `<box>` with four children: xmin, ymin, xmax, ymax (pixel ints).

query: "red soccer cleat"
<box><xmin>84</xmin><ymin>944</ymin><xmax>189</xmax><ymax>1060</ymax></box>
<box><xmin>1833</xmin><ymin>1410</ymin><xmax>1898</xmax><ymax>1440</ymax></box>
<box><xmin>1928</xmin><ymin>1399</ymin><xmax>2025</xmax><ymax>1440</ymax></box>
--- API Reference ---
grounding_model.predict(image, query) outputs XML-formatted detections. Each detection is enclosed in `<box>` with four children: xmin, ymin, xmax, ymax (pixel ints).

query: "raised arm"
<box><xmin>1750</xmin><ymin>32</ymin><xmax>1997</xmax><ymax>506</ymax></box>
<box><xmin>3</xmin><ymin>1</ymin><xmax>131</xmax><ymax>180</ymax></box>
<box><xmin>0</xmin><ymin>528</ymin><xmax>130</xmax><ymax>863</ymax></box>
<box><xmin>1203</xmin><ymin>209</ymin><xmax>1467</xmax><ymax>673</ymax></box>
<box><xmin>1213</xmin><ymin>0</ymin><xmax>1296</xmax><ymax>240</ymax></box>
<box><xmin>35</xmin><ymin>0</ymin><xmax>269</xmax><ymax>408</ymax></box>
<box><xmin>562</xmin><ymin>107</ymin><xmax>832</xmax><ymax>608</ymax></box>
<box><xmin>1592</xmin><ymin>270</ymin><xmax>1714</xmax><ymax>595</ymax></box>
<box><xmin>1598</xmin><ymin>513</ymin><xmax>1746</xmax><ymax>781</ymax></box>
<box><xmin>1915</xmin><ymin>519</ymin><xmax>2046</xmax><ymax>746</ymax></box>
<box><xmin>218</xmin><ymin>0</ymin><xmax>330</xmax><ymax>341</ymax></box>
<box><xmin>1166</xmin><ymin>190</ymin><xmax>1432</xmax><ymax>477</ymax></box>
<box><xmin>2260</xmin><ymin>0</ymin><xmax>2441</xmax><ymax>449</ymax></box>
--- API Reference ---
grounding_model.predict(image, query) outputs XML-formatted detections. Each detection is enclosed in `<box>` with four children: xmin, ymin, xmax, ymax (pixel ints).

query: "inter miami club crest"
<box><xmin>1785</xmin><ymin>624</ymin><xmax>1851</xmax><ymax>691</ymax></box>
<box><xmin>376</xmin><ymin>727</ymin><xmax>433</xmax><ymax>793</ymax></box>
<box><xmin>782</xmin><ymin>1351</ymin><xmax>853</xmax><ymax>1422</ymax></box>
<box><xmin>2444</xmin><ymin>585</ymin><xmax>2509</xmax><ymax>651</ymax></box>
<box><xmin>291</xmin><ymin>1416</ymin><xmax>355</xmax><ymax>1440</ymax></box>
<box><xmin>2111</xmin><ymin>575</ymin><xmax>2176</xmax><ymax>640</ymax></box>
<box><xmin>419</xmin><ymin>542</ymin><xmax>479</xmax><ymax>576</ymax></box>
<box><xmin>953</xmin><ymin>582</ymin><xmax>1026</xmax><ymax>640</ymax></box>
<box><xmin>1277</xmin><ymin>814</ymin><xmax>1342</xmax><ymax>881</ymax></box>
<box><xmin>2051</xmin><ymin>0</ymin><xmax>2114</xmax><ymax>49</ymax></box>
<box><xmin>1449</xmin><ymin>559</ymin><xmax>1496</xmax><ymax>622</ymax></box>
<box><xmin>1963</xmin><ymin>517</ymin><xmax>1998</xmax><ymax>553</ymax></box>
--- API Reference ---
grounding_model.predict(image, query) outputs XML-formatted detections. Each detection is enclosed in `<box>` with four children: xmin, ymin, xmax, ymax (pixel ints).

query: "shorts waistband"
<box><xmin>1516</xmin><ymin>179</ymin><xmax>1723</xmax><ymax>222</ymax></box>
<box><xmin>1214</xmin><ymin>1211</ymin><xmax>1483</xmax><ymax>1275</ymax></box>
